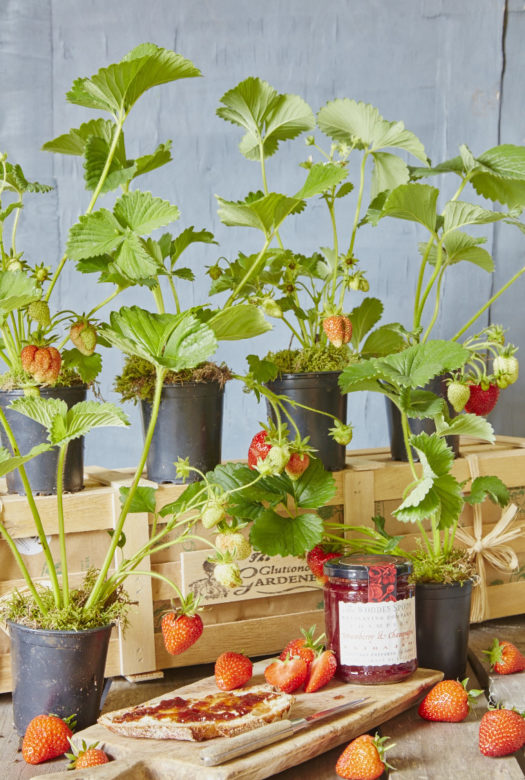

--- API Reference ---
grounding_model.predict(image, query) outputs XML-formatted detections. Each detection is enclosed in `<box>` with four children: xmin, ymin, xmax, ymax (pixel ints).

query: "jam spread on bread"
<box><xmin>112</xmin><ymin>691</ymin><xmax>282</xmax><ymax>724</ymax></box>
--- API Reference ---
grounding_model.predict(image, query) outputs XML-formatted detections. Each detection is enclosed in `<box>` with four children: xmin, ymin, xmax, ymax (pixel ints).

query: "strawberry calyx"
<box><xmin>65</xmin><ymin>739</ymin><xmax>108</xmax><ymax>769</ymax></box>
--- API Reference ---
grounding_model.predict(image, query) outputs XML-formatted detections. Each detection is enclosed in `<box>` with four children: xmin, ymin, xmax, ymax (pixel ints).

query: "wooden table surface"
<box><xmin>2</xmin><ymin>616</ymin><xmax>525</xmax><ymax>779</ymax></box>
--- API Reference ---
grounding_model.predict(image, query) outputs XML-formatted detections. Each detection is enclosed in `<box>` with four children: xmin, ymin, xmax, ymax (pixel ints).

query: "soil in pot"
<box><xmin>116</xmin><ymin>358</ymin><xmax>231</xmax><ymax>484</ymax></box>
<box><xmin>0</xmin><ymin>384</ymin><xmax>87</xmax><ymax>495</ymax></box>
<box><xmin>8</xmin><ymin>621</ymin><xmax>112</xmax><ymax>735</ymax></box>
<box><xmin>386</xmin><ymin>374</ymin><xmax>460</xmax><ymax>462</ymax></box>
<box><xmin>415</xmin><ymin>579</ymin><xmax>473</xmax><ymax>680</ymax></box>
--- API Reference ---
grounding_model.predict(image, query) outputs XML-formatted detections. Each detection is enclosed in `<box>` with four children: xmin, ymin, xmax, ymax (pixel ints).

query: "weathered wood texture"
<box><xmin>468</xmin><ymin>614</ymin><xmax>525</xmax><ymax>711</ymax></box>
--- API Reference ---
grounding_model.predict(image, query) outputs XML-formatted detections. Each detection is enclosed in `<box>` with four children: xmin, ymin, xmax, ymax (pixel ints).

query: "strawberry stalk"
<box><xmin>56</xmin><ymin>443</ymin><xmax>70</xmax><ymax>606</ymax></box>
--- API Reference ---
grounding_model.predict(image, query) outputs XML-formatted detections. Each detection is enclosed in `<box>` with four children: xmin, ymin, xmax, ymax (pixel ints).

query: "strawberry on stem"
<box><xmin>20</xmin><ymin>345</ymin><xmax>61</xmax><ymax>384</ymax></box>
<box><xmin>418</xmin><ymin>679</ymin><xmax>482</xmax><ymax>723</ymax></box>
<box><xmin>322</xmin><ymin>315</ymin><xmax>352</xmax><ymax>348</ymax></box>
<box><xmin>479</xmin><ymin>708</ymin><xmax>525</xmax><ymax>757</ymax></box>
<box><xmin>215</xmin><ymin>651</ymin><xmax>253</xmax><ymax>691</ymax></box>
<box><xmin>161</xmin><ymin>593</ymin><xmax>203</xmax><ymax>656</ymax></box>
<box><xmin>335</xmin><ymin>733</ymin><xmax>394</xmax><ymax>780</ymax></box>
<box><xmin>483</xmin><ymin>638</ymin><xmax>525</xmax><ymax>675</ymax></box>
<box><xmin>306</xmin><ymin>544</ymin><xmax>344</xmax><ymax>584</ymax></box>
<box><xmin>464</xmin><ymin>383</ymin><xmax>500</xmax><ymax>416</ymax></box>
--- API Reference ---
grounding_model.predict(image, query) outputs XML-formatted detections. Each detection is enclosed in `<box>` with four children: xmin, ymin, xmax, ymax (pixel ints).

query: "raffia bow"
<box><xmin>455</xmin><ymin>454</ymin><xmax>524</xmax><ymax>622</ymax></box>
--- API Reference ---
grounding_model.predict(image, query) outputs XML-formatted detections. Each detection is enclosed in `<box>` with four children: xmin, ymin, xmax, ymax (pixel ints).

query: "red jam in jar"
<box><xmin>323</xmin><ymin>553</ymin><xmax>417</xmax><ymax>684</ymax></box>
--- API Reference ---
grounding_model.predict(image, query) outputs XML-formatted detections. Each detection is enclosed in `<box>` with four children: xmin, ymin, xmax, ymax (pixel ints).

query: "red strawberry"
<box><xmin>214</xmin><ymin>651</ymin><xmax>253</xmax><ymax>691</ymax></box>
<box><xmin>279</xmin><ymin>625</ymin><xmax>325</xmax><ymax>666</ymax></box>
<box><xmin>285</xmin><ymin>452</ymin><xmax>310</xmax><ymax>480</ymax></box>
<box><xmin>306</xmin><ymin>545</ymin><xmax>343</xmax><ymax>584</ymax></box>
<box><xmin>335</xmin><ymin>733</ymin><xmax>392</xmax><ymax>780</ymax></box>
<box><xmin>67</xmin><ymin>740</ymin><xmax>109</xmax><ymax>769</ymax></box>
<box><xmin>305</xmin><ymin>649</ymin><xmax>337</xmax><ymax>693</ymax></box>
<box><xmin>484</xmin><ymin>638</ymin><xmax>525</xmax><ymax>675</ymax></box>
<box><xmin>264</xmin><ymin>655</ymin><xmax>308</xmax><ymax>693</ymax></box>
<box><xmin>22</xmin><ymin>714</ymin><xmax>73</xmax><ymax>765</ymax></box>
<box><xmin>69</xmin><ymin>320</ymin><xmax>97</xmax><ymax>356</ymax></box>
<box><xmin>479</xmin><ymin>708</ymin><xmax>525</xmax><ymax>757</ymax></box>
<box><xmin>161</xmin><ymin>596</ymin><xmax>203</xmax><ymax>656</ymax></box>
<box><xmin>418</xmin><ymin>679</ymin><xmax>480</xmax><ymax>722</ymax></box>
<box><xmin>20</xmin><ymin>345</ymin><xmax>61</xmax><ymax>384</ymax></box>
<box><xmin>464</xmin><ymin>383</ymin><xmax>500</xmax><ymax>416</ymax></box>
<box><xmin>248</xmin><ymin>430</ymin><xmax>272</xmax><ymax>469</ymax></box>
<box><xmin>323</xmin><ymin>315</ymin><xmax>352</xmax><ymax>348</ymax></box>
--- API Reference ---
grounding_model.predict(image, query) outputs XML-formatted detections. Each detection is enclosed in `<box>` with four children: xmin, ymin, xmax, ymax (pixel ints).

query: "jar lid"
<box><xmin>323</xmin><ymin>553</ymin><xmax>412</xmax><ymax>580</ymax></box>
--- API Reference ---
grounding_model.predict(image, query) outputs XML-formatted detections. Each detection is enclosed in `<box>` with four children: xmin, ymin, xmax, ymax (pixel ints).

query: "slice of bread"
<box><xmin>98</xmin><ymin>684</ymin><xmax>294</xmax><ymax>742</ymax></box>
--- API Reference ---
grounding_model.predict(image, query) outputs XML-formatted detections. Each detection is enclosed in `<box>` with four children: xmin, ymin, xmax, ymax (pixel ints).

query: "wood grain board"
<box><xmin>37</xmin><ymin>661</ymin><xmax>442</xmax><ymax>780</ymax></box>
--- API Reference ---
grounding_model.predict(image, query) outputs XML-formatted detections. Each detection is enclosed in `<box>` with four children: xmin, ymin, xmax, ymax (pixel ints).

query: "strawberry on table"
<box><xmin>484</xmin><ymin>638</ymin><xmax>525</xmax><ymax>675</ymax></box>
<box><xmin>335</xmin><ymin>733</ymin><xmax>393</xmax><ymax>780</ymax></box>
<box><xmin>304</xmin><ymin>649</ymin><xmax>337</xmax><ymax>693</ymax></box>
<box><xmin>417</xmin><ymin>678</ymin><xmax>481</xmax><ymax>723</ymax></box>
<box><xmin>161</xmin><ymin>594</ymin><xmax>203</xmax><ymax>656</ymax></box>
<box><xmin>66</xmin><ymin>740</ymin><xmax>109</xmax><ymax>769</ymax></box>
<box><xmin>464</xmin><ymin>383</ymin><xmax>500</xmax><ymax>416</ymax></box>
<box><xmin>22</xmin><ymin>714</ymin><xmax>73</xmax><ymax>765</ymax></box>
<box><xmin>479</xmin><ymin>708</ymin><xmax>525</xmax><ymax>757</ymax></box>
<box><xmin>264</xmin><ymin>655</ymin><xmax>308</xmax><ymax>693</ymax></box>
<box><xmin>215</xmin><ymin>651</ymin><xmax>253</xmax><ymax>691</ymax></box>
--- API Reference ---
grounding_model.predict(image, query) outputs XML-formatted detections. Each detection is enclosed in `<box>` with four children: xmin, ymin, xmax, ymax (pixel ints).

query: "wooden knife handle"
<box><xmin>199</xmin><ymin>719</ymin><xmax>296</xmax><ymax>766</ymax></box>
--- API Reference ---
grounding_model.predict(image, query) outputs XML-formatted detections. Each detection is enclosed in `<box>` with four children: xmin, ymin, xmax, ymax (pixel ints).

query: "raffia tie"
<box><xmin>455</xmin><ymin>454</ymin><xmax>523</xmax><ymax>623</ymax></box>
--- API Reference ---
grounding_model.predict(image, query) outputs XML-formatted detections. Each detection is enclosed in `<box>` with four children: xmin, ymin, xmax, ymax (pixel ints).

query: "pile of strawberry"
<box><xmin>265</xmin><ymin>625</ymin><xmax>337</xmax><ymax>694</ymax></box>
<box><xmin>21</xmin><ymin>713</ymin><xmax>109</xmax><ymax>767</ymax></box>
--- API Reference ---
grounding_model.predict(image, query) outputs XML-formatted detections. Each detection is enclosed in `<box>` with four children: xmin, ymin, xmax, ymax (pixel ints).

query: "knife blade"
<box><xmin>199</xmin><ymin>696</ymin><xmax>368</xmax><ymax>766</ymax></box>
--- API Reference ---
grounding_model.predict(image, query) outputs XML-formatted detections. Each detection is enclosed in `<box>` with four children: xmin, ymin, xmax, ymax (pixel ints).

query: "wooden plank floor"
<box><xmin>1</xmin><ymin>618</ymin><xmax>524</xmax><ymax>778</ymax></box>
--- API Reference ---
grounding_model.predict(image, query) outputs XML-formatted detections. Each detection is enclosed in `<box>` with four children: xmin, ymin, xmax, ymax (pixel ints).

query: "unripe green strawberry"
<box><xmin>214</xmin><ymin>562</ymin><xmax>242</xmax><ymax>588</ymax></box>
<box><xmin>264</xmin><ymin>444</ymin><xmax>290</xmax><ymax>474</ymax></box>
<box><xmin>447</xmin><ymin>381</ymin><xmax>470</xmax><ymax>413</ymax></box>
<box><xmin>69</xmin><ymin>321</ymin><xmax>97</xmax><ymax>356</ymax></box>
<box><xmin>329</xmin><ymin>420</ymin><xmax>353</xmax><ymax>446</ymax></box>
<box><xmin>493</xmin><ymin>355</ymin><xmax>519</xmax><ymax>387</ymax></box>
<box><xmin>201</xmin><ymin>499</ymin><xmax>226</xmax><ymax>529</ymax></box>
<box><xmin>261</xmin><ymin>298</ymin><xmax>283</xmax><ymax>318</ymax></box>
<box><xmin>7</xmin><ymin>258</ymin><xmax>23</xmax><ymax>271</ymax></box>
<box><xmin>215</xmin><ymin>533</ymin><xmax>252</xmax><ymax>561</ymax></box>
<box><xmin>207</xmin><ymin>264</ymin><xmax>222</xmax><ymax>280</ymax></box>
<box><xmin>27</xmin><ymin>301</ymin><xmax>51</xmax><ymax>327</ymax></box>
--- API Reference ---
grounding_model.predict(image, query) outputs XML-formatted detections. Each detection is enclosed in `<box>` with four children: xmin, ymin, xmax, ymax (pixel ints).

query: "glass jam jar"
<box><xmin>324</xmin><ymin>553</ymin><xmax>417</xmax><ymax>684</ymax></box>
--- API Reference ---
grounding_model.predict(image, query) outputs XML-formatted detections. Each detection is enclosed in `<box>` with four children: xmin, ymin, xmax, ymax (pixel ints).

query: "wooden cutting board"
<box><xmin>38</xmin><ymin>661</ymin><xmax>442</xmax><ymax>780</ymax></box>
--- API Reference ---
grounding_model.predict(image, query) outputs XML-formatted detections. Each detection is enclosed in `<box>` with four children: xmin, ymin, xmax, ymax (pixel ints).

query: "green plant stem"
<box><xmin>44</xmin><ymin>114</ymin><xmax>125</xmax><ymax>303</ymax></box>
<box><xmin>327</xmin><ymin>195</ymin><xmax>339</xmax><ymax>304</ymax></box>
<box><xmin>450</xmin><ymin>175</ymin><xmax>470</xmax><ymax>203</ymax></box>
<box><xmin>0</xmin><ymin>520</ymin><xmax>47</xmax><ymax>612</ymax></box>
<box><xmin>0</xmin><ymin>324</ymin><xmax>19</xmax><ymax>367</ymax></box>
<box><xmin>399</xmin><ymin>409</ymin><xmax>433</xmax><ymax>557</ymax></box>
<box><xmin>56</xmin><ymin>444</ymin><xmax>69</xmax><ymax>607</ymax></box>
<box><xmin>225</xmin><ymin>237</ymin><xmax>271</xmax><ymax>307</ymax></box>
<box><xmin>168</xmin><ymin>276</ymin><xmax>181</xmax><ymax>314</ymax></box>
<box><xmin>347</xmin><ymin>151</ymin><xmax>369</xmax><ymax>257</ymax></box>
<box><xmin>108</xmin><ymin>569</ymin><xmax>185</xmax><ymax>603</ymax></box>
<box><xmin>0</xmin><ymin>406</ymin><xmax>61</xmax><ymax>606</ymax></box>
<box><xmin>10</xmin><ymin>198</ymin><xmax>22</xmax><ymax>254</ymax></box>
<box><xmin>451</xmin><ymin>264</ymin><xmax>525</xmax><ymax>341</ymax></box>
<box><xmin>421</xmin><ymin>264</ymin><xmax>446</xmax><ymax>343</ymax></box>
<box><xmin>413</xmin><ymin>236</ymin><xmax>434</xmax><ymax>329</ymax></box>
<box><xmin>87</xmin><ymin>288</ymin><xmax>122</xmax><ymax>319</ymax></box>
<box><xmin>85</xmin><ymin>365</ymin><xmax>167</xmax><ymax>611</ymax></box>
<box><xmin>280</xmin><ymin>315</ymin><xmax>306</xmax><ymax>347</ymax></box>
<box><xmin>415</xmin><ymin>238</ymin><xmax>443</xmax><ymax>331</ymax></box>
<box><xmin>152</xmin><ymin>284</ymin><xmax>165</xmax><ymax>314</ymax></box>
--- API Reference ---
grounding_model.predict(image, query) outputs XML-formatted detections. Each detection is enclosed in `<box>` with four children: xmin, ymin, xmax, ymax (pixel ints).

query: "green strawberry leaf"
<box><xmin>249</xmin><ymin>509</ymin><xmax>323</xmax><ymax>556</ymax></box>
<box><xmin>61</xmin><ymin>349</ymin><xmax>103</xmax><ymax>384</ymax></box>
<box><xmin>380</xmin><ymin>183</ymin><xmax>439</xmax><ymax>232</ymax></box>
<box><xmin>465</xmin><ymin>475</ymin><xmax>510</xmax><ymax>508</ymax></box>
<box><xmin>172</xmin><ymin>268</ymin><xmax>195</xmax><ymax>282</ymax></box>
<box><xmin>440</xmin><ymin>231</ymin><xmax>494</xmax><ymax>272</ymax></box>
<box><xmin>348</xmin><ymin>297</ymin><xmax>384</xmax><ymax>349</ymax></box>
<box><xmin>378</xmin><ymin>340</ymin><xmax>469</xmax><ymax>389</ymax></box>
<box><xmin>216</xmin><ymin>192</ymin><xmax>305</xmax><ymax>237</ymax></box>
<box><xmin>52</xmin><ymin>401</ymin><xmax>129</xmax><ymax>446</ymax></box>
<box><xmin>434</xmin><ymin>413</ymin><xmax>495</xmax><ymax>443</ymax></box>
<box><xmin>217</xmin><ymin>77</ymin><xmax>315</xmax><ymax>160</ymax></box>
<box><xmin>67</xmin><ymin>209</ymin><xmax>125</xmax><ymax>260</ymax></box>
<box><xmin>0</xmin><ymin>444</ymin><xmax>52</xmax><ymax>476</ymax></box>
<box><xmin>246</xmin><ymin>354</ymin><xmax>279</xmax><ymax>383</ymax></box>
<box><xmin>0</xmin><ymin>271</ymin><xmax>41</xmax><ymax>315</ymax></box>
<box><xmin>360</xmin><ymin>324</ymin><xmax>406</xmax><ymax>357</ymax></box>
<box><xmin>394</xmin><ymin>476</ymin><xmax>436</xmax><ymax>519</ymax></box>
<box><xmin>170</xmin><ymin>227</ymin><xmax>217</xmax><ymax>266</ymax></box>
<box><xmin>400</xmin><ymin>389</ymin><xmax>445</xmax><ymax>419</ymax></box>
<box><xmin>289</xmin><ymin>458</ymin><xmax>336</xmax><ymax>508</ymax></box>
<box><xmin>133</xmin><ymin>141</ymin><xmax>173</xmax><ymax>179</ymax></box>
<box><xmin>113</xmin><ymin>191</ymin><xmax>180</xmax><ymax>234</ymax></box>
<box><xmin>442</xmin><ymin>201</ymin><xmax>507</xmax><ymax>234</ymax></box>
<box><xmin>83</xmin><ymin>135</ymin><xmax>136</xmax><ymax>193</ymax></box>
<box><xmin>114</xmin><ymin>232</ymin><xmax>160</xmax><ymax>281</ymax></box>
<box><xmin>42</xmin><ymin>118</ymin><xmax>119</xmax><ymax>156</ymax></box>
<box><xmin>338</xmin><ymin>359</ymin><xmax>386</xmax><ymax>393</ymax></box>
<box><xmin>3</xmin><ymin>161</ymin><xmax>53</xmax><ymax>193</ymax></box>
<box><xmin>67</xmin><ymin>44</ymin><xmax>200</xmax><ymax>116</ymax></box>
<box><xmin>159</xmin><ymin>481</ymin><xmax>206</xmax><ymax>518</ymax></box>
<box><xmin>9</xmin><ymin>397</ymin><xmax>67</xmax><ymax>431</ymax></box>
<box><xmin>207</xmin><ymin>305</ymin><xmax>271</xmax><ymax>341</ymax></box>
<box><xmin>411</xmin><ymin>432</ymin><xmax>454</xmax><ymax>478</ymax></box>
<box><xmin>370</xmin><ymin>151</ymin><xmax>409</xmax><ymax>199</ymax></box>
<box><xmin>120</xmin><ymin>485</ymin><xmax>157</xmax><ymax>513</ymax></box>
<box><xmin>294</xmin><ymin>162</ymin><xmax>348</xmax><ymax>199</ymax></box>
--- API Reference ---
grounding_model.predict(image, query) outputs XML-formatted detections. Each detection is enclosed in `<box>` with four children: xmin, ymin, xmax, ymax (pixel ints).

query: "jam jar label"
<box><xmin>338</xmin><ymin>597</ymin><xmax>416</xmax><ymax>666</ymax></box>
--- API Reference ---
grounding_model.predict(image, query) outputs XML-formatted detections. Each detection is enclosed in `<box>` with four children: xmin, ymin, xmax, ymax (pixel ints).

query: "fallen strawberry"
<box><xmin>264</xmin><ymin>655</ymin><xmax>308</xmax><ymax>693</ymax></box>
<box><xmin>305</xmin><ymin>649</ymin><xmax>337</xmax><ymax>693</ymax></box>
<box><xmin>280</xmin><ymin>625</ymin><xmax>325</xmax><ymax>666</ymax></box>
<box><xmin>215</xmin><ymin>651</ymin><xmax>253</xmax><ymax>691</ymax></box>
<box><xmin>335</xmin><ymin>733</ymin><xmax>393</xmax><ymax>780</ymax></box>
<box><xmin>20</xmin><ymin>345</ymin><xmax>61</xmax><ymax>384</ymax></box>
<box><xmin>418</xmin><ymin>678</ymin><xmax>481</xmax><ymax>722</ymax></box>
<box><xmin>66</xmin><ymin>740</ymin><xmax>109</xmax><ymax>769</ymax></box>
<box><xmin>323</xmin><ymin>315</ymin><xmax>352</xmax><ymax>348</ymax></box>
<box><xmin>464</xmin><ymin>383</ymin><xmax>500</xmax><ymax>416</ymax></box>
<box><xmin>484</xmin><ymin>638</ymin><xmax>525</xmax><ymax>675</ymax></box>
<box><xmin>479</xmin><ymin>708</ymin><xmax>525</xmax><ymax>757</ymax></box>
<box><xmin>161</xmin><ymin>594</ymin><xmax>203</xmax><ymax>656</ymax></box>
<box><xmin>285</xmin><ymin>451</ymin><xmax>310</xmax><ymax>480</ymax></box>
<box><xmin>306</xmin><ymin>544</ymin><xmax>343</xmax><ymax>584</ymax></box>
<box><xmin>22</xmin><ymin>714</ymin><xmax>74</xmax><ymax>765</ymax></box>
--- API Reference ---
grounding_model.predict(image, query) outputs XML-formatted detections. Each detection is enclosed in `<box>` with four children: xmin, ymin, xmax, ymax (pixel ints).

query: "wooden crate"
<box><xmin>0</xmin><ymin>435</ymin><xmax>522</xmax><ymax>691</ymax></box>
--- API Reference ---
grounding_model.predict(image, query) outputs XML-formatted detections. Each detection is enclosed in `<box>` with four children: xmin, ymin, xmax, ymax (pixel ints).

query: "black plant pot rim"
<box><xmin>0</xmin><ymin>383</ymin><xmax>88</xmax><ymax>395</ymax></box>
<box><xmin>270</xmin><ymin>369</ymin><xmax>343</xmax><ymax>380</ymax></box>
<box><xmin>415</xmin><ymin>579</ymin><xmax>474</xmax><ymax>591</ymax></box>
<box><xmin>7</xmin><ymin>621</ymin><xmax>113</xmax><ymax>637</ymax></box>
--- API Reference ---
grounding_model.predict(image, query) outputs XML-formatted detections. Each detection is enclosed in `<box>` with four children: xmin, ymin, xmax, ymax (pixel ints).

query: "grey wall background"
<box><xmin>1</xmin><ymin>0</ymin><xmax>524</xmax><ymax>467</ymax></box>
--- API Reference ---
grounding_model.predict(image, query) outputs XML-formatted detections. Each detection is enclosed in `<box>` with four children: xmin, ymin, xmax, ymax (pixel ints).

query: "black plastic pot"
<box><xmin>265</xmin><ymin>372</ymin><xmax>347</xmax><ymax>471</ymax></box>
<box><xmin>141</xmin><ymin>381</ymin><xmax>224</xmax><ymax>484</ymax></box>
<box><xmin>415</xmin><ymin>580</ymin><xmax>473</xmax><ymax>680</ymax></box>
<box><xmin>385</xmin><ymin>375</ymin><xmax>460</xmax><ymax>462</ymax></box>
<box><xmin>8</xmin><ymin>621</ymin><xmax>112</xmax><ymax>735</ymax></box>
<box><xmin>0</xmin><ymin>385</ymin><xmax>86</xmax><ymax>495</ymax></box>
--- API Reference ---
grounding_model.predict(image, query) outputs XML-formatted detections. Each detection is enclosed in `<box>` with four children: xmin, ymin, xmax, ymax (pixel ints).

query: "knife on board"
<box><xmin>199</xmin><ymin>696</ymin><xmax>368</xmax><ymax>766</ymax></box>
